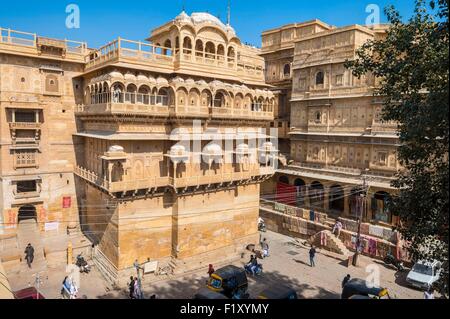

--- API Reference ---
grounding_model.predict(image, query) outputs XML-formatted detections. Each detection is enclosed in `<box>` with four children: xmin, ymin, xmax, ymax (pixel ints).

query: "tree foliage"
<box><xmin>346</xmin><ymin>0</ymin><xmax>449</xmax><ymax>297</ymax></box>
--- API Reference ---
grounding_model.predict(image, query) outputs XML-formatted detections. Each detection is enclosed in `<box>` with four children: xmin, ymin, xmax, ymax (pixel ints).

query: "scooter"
<box><xmin>384</xmin><ymin>253</ymin><xmax>405</xmax><ymax>272</ymax></box>
<box><xmin>76</xmin><ymin>254</ymin><xmax>91</xmax><ymax>274</ymax></box>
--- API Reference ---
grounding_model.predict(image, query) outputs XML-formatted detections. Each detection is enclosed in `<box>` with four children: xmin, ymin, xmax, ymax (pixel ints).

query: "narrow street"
<box><xmin>10</xmin><ymin>231</ymin><xmax>422</xmax><ymax>299</ymax></box>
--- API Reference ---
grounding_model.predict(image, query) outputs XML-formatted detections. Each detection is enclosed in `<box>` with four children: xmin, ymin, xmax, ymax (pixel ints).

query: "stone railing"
<box><xmin>9</xmin><ymin>122</ymin><xmax>42</xmax><ymax>130</ymax></box>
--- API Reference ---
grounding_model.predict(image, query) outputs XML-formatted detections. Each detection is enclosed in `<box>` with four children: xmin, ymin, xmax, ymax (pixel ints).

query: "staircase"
<box><xmin>310</xmin><ymin>230</ymin><xmax>351</xmax><ymax>257</ymax></box>
<box><xmin>11</xmin><ymin>220</ymin><xmax>48</xmax><ymax>289</ymax></box>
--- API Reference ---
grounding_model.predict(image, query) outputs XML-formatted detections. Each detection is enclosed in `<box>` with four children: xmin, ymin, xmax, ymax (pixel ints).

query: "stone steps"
<box><xmin>310</xmin><ymin>230</ymin><xmax>351</xmax><ymax>257</ymax></box>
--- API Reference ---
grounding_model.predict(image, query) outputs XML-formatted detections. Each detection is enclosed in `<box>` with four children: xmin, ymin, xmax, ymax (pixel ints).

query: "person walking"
<box><xmin>128</xmin><ymin>276</ymin><xmax>136</xmax><ymax>299</ymax></box>
<box><xmin>309</xmin><ymin>246</ymin><xmax>317</xmax><ymax>267</ymax></box>
<box><xmin>342</xmin><ymin>274</ymin><xmax>351</xmax><ymax>288</ymax></box>
<box><xmin>207</xmin><ymin>264</ymin><xmax>215</xmax><ymax>277</ymax></box>
<box><xmin>24</xmin><ymin>243</ymin><xmax>34</xmax><ymax>268</ymax></box>
<box><xmin>424</xmin><ymin>287</ymin><xmax>435</xmax><ymax>299</ymax></box>
<box><xmin>133</xmin><ymin>277</ymin><xmax>142</xmax><ymax>299</ymax></box>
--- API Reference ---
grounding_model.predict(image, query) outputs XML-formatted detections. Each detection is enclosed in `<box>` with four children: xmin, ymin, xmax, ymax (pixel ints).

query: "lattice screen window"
<box><xmin>15</xmin><ymin>151</ymin><xmax>37</xmax><ymax>168</ymax></box>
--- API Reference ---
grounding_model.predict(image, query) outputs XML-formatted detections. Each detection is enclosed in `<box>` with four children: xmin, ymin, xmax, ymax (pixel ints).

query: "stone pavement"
<box><xmin>7</xmin><ymin>231</ymin><xmax>424</xmax><ymax>299</ymax></box>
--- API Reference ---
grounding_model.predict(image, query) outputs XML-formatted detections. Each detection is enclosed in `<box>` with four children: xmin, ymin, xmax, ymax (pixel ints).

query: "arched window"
<box><xmin>217</xmin><ymin>44</ymin><xmax>225</xmax><ymax>60</ymax></box>
<box><xmin>314</xmin><ymin>111</ymin><xmax>322</xmax><ymax>123</ymax></box>
<box><xmin>227</xmin><ymin>47</ymin><xmax>236</xmax><ymax>62</ymax></box>
<box><xmin>214</xmin><ymin>92</ymin><xmax>225</xmax><ymax>108</ymax></box>
<box><xmin>195</xmin><ymin>40</ymin><xmax>204</xmax><ymax>57</ymax></box>
<box><xmin>163</xmin><ymin>40</ymin><xmax>172</xmax><ymax>56</ymax></box>
<box><xmin>316</xmin><ymin>71</ymin><xmax>324</xmax><ymax>85</ymax></box>
<box><xmin>284</xmin><ymin>63</ymin><xmax>291</xmax><ymax>77</ymax></box>
<box><xmin>205</xmin><ymin>42</ymin><xmax>215</xmax><ymax>59</ymax></box>
<box><xmin>183</xmin><ymin>37</ymin><xmax>192</xmax><ymax>54</ymax></box>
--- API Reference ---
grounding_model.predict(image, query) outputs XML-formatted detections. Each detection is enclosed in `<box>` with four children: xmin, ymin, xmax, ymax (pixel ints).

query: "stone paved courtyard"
<box><xmin>9</xmin><ymin>231</ymin><xmax>423</xmax><ymax>299</ymax></box>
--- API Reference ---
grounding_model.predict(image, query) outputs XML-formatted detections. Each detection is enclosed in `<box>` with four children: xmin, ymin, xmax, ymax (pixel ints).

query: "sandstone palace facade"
<box><xmin>261</xmin><ymin>21</ymin><xmax>401</xmax><ymax>226</ymax></box>
<box><xmin>0</xmin><ymin>12</ymin><xmax>277</xmax><ymax>283</ymax></box>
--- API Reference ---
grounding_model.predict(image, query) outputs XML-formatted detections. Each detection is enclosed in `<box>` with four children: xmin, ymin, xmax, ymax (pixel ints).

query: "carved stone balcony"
<box><xmin>9</xmin><ymin>122</ymin><xmax>42</xmax><ymax>130</ymax></box>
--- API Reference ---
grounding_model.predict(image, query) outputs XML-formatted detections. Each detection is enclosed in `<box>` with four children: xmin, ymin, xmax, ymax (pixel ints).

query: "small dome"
<box><xmin>148</xmin><ymin>76</ymin><xmax>157</xmax><ymax>84</ymax></box>
<box><xmin>170</xmin><ymin>144</ymin><xmax>186</xmax><ymax>155</ymax></box>
<box><xmin>109</xmin><ymin>71</ymin><xmax>124</xmax><ymax>79</ymax></box>
<box><xmin>124</xmin><ymin>72</ymin><xmax>136</xmax><ymax>81</ymax></box>
<box><xmin>137</xmin><ymin>74</ymin><xmax>149</xmax><ymax>82</ymax></box>
<box><xmin>175</xmin><ymin>11</ymin><xmax>191</xmax><ymax>23</ymax></box>
<box><xmin>236</xmin><ymin>143</ymin><xmax>249</xmax><ymax>153</ymax></box>
<box><xmin>185</xmin><ymin>78</ymin><xmax>195</xmax><ymax>85</ymax></box>
<box><xmin>209</xmin><ymin>80</ymin><xmax>223</xmax><ymax>88</ymax></box>
<box><xmin>203</xmin><ymin>143</ymin><xmax>223</xmax><ymax>155</ymax></box>
<box><xmin>196</xmin><ymin>79</ymin><xmax>208</xmax><ymax>86</ymax></box>
<box><xmin>156</xmin><ymin>77</ymin><xmax>169</xmax><ymax>85</ymax></box>
<box><xmin>171</xmin><ymin>76</ymin><xmax>185</xmax><ymax>84</ymax></box>
<box><xmin>108</xmin><ymin>145</ymin><xmax>124</xmax><ymax>153</ymax></box>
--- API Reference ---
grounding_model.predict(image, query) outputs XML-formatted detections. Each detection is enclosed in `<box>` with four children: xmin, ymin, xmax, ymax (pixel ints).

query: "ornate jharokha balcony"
<box><xmin>9</xmin><ymin>122</ymin><xmax>42</xmax><ymax>130</ymax></box>
<box><xmin>84</xmin><ymin>38</ymin><xmax>265</xmax><ymax>83</ymax></box>
<box><xmin>75</xmin><ymin>166</ymin><xmax>170</xmax><ymax>194</ymax></box>
<box><xmin>77</xmin><ymin>93</ymin><xmax>274</xmax><ymax>120</ymax></box>
<box><xmin>171</xmin><ymin>166</ymin><xmax>274</xmax><ymax>189</ymax></box>
<box><xmin>211</xmin><ymin>104</ymin><xmax>274</xmax><ymax>121</ymax></box>
<box><xmin>75</xmin><ymin>165</ymin><xmax>274</xmax><ymax>194</ymax></box>
<box><xmin>76</xmin><ymin>92</ymin><xmax>170</xmax><ymax>116</ymax></box>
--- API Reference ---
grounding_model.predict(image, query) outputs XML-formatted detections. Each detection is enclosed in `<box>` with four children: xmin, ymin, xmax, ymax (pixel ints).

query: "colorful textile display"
<box><xmin>369</xmin><ymin>225</ymin><xmax>384</xmax><ymax>238</ymax></box>
<box><xmin>368</xmin><ymin>239</ymin><xmax>377</xmax><ymax>256</ymax></box>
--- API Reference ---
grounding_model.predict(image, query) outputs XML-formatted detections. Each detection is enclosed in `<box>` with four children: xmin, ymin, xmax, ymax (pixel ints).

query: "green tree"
<box><xmin>346</xmin><ymin>0</ymin><xmax>449</xmax><ymax>297</ymax></box>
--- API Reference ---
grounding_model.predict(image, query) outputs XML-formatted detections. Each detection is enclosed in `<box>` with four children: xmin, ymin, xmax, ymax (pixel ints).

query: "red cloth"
<box><xmin>276</xmin><ymin>183</ymin><xmax>296</xmax><ymax>206</ymax></box>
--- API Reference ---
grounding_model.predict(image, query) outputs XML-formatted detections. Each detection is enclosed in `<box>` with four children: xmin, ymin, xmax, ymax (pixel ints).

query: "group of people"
<box><xmin>61</xmin><ymin>276</ymin><xmax>79</xmax><ymax>299</ymax></box>
<box><xmin>128</xmin><ymin>276</ymin><xmax>143</xmax><ymax>299</ymax></box>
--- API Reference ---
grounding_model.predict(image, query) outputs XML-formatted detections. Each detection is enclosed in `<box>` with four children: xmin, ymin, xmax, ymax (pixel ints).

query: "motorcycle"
<box><xmin>76</xmin><ymin>254</ymin><xmax>91</xmax><ymax>274</ymax></box>
<box><xmin>384</xmin><ymin>253</ymin><xmax>405</xmax><ymax>272</ymax></box>
<box><xmin>244</xmin><ymin>263</ymin><xmax>263</xmax><ymax>276</ymax></box>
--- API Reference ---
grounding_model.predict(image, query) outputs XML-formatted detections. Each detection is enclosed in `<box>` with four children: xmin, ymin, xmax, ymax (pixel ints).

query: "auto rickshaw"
<box><xmin>194</xmin><ymin>288</ymin><xmax>229</xmax><ymax>299</ymax></box>
<box><xmin>257</xmin><ymin>284</ymin><xmax>298</xmax><ymax>299</ymax></box>
<box><xmin>341</xmin><ymin>278</ymin><xmax>391</xmax><ymax>299</ymax></box>
<box><xmin>207</xmin><ymin>265</ymin><xmax>248</xmax><ymax>298</ymax></box>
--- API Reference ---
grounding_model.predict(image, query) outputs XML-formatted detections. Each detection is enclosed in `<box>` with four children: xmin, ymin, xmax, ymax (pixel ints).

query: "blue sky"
<box><xmin>0</xmin><ymin>0</ymin><xmax>415</xmax><ymax>48</ymax></box>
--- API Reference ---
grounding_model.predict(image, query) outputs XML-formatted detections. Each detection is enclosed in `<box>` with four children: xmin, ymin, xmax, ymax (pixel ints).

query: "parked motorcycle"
<box><xmin>76</xmin><ymin>253</ymin><xmax>91</xmax><ymax>274</ymax></box>
<box><xmin>384</xmin><ymin>253</ymin><xmax>405</xmax><ymax>272</ymax></box>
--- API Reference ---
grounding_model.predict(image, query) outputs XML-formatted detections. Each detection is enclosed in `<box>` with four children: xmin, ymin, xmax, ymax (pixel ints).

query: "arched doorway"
<box><xmin>371</xmin><ymin>191</ymin><xmax>392</xmax><ymax>223</ymax></box>
<box><xmin>349</xmin><ymin>186</ymin><xmax>365</xmax><ymax>217</ymax></box>
<box><xmin>329</xmin><ymin>185</ymin><xmax>345</xmax><ymax>214</ymax></box>
<box><xmin>309</xmin><ymin>181</ymin><xmax>324</xmax><ymax>209</ymax></box>
<box><xmin>278</xmin><ymin>175</ymin><xmax>289</xmax><ymax>185</ymax></box>
<box><xmin>294</xmin><ymin>178</ymin><xmax>306</xmax><ymax>206</ymax></box>
<box><xmin>18</xmin><ymin>205</ymin><xmax>37</xmax><ymax>223</ymax></box>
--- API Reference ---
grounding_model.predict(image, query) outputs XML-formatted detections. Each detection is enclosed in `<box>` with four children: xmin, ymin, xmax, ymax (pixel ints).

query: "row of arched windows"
<box><xmin>156</xmin><ymin>37</ymin><xmax>237</xmax><ymax>61</ymax></box>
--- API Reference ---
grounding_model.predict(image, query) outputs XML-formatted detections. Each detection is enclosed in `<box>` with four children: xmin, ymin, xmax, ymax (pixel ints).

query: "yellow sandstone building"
<box><xmin>0</xmin><ymin>12</ymin><xmax>277</xmax><ymax>283</ymax></box>
<box><xmin>261</xmin><ymin>20</ymin><xmax>401</xmax><ymax>226</ymax></box>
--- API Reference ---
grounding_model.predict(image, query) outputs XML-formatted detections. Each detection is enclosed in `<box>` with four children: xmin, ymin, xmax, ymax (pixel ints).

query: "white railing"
<box><xmin>0</xmin><ymin>28</ymin><xmax>87</xmax><ymax>55</ymax></box>
<box><xmin>88</xmin><ymin>92</ymin><xmax>169</xmax><ymax>106</ymax></box>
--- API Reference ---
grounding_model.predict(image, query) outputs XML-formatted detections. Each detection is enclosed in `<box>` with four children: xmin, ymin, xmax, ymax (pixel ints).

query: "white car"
<box><xmin>406</xmin><ymin>260</ymin><xmax>442</xmax><ymax>290</ymax></box>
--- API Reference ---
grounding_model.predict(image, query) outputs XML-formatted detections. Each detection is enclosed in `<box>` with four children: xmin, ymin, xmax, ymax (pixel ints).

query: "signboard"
<box><xmin>45</xmin><ymin>222</ymin><xmax>59</xmax><ymax>232</ymax></box>
<box><xmin>63</xmin><ymin>197</ymin><xmax>71</xmax><ymax>209</ymax></box>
